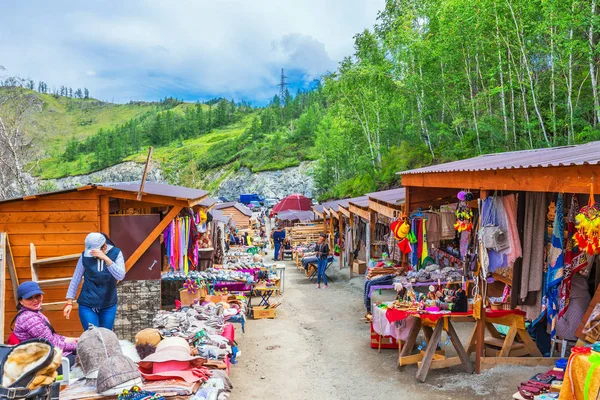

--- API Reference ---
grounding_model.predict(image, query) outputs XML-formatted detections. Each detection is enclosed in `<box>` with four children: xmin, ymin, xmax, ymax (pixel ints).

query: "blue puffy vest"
<box><xmin>77</xmin><ymin>246</ymin><xmax>121</xmax><ymax>308</ymax></box>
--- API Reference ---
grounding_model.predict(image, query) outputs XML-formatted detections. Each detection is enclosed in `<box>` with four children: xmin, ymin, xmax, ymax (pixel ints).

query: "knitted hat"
<box><xmin>77</xmin><ymin>326</ymin><xmax>123</xmax><ymax>379</ymax></box>
<box><xmin>96</xmin><ymin>355</ymin><xmax>142</xmax><ymax>395</ymax></box>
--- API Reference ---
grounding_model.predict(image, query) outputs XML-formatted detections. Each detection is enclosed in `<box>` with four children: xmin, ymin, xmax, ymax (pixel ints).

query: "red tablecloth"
<box><xmin>385</xmin><ymin>308</ymin><xmax>525</xmax><ymax>324</ymax></box>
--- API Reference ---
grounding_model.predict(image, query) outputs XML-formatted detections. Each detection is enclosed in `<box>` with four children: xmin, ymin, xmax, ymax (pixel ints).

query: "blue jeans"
<box><xmin>274</xmin><ymin>243</ymin><xmax>281</xmax><ymax>260</ymax></box>
<box><xmin>79</xmin><ymin>304</ymin><xmax>118</xmax><ymax>330</ymax></box>
<box><xmin>317</xmin><ymin>258</ymin><xmax>328</xmax><ymax>285</ymax></box>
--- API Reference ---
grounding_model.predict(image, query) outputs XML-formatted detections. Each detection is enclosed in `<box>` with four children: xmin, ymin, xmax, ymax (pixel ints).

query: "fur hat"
<box><xmin>96</xmin><ymin>355</ymin><xmax>142</xmax><ymax>395</ymax></box>
<box><xmin>77</xmin><ymin>326</ymin><xmax>122</xmax><ymax>379</ymax></box>
<box><xmin>2</xmin><ymin>339</ymin><xmax>62</xmax><ymax>390</ymax></box>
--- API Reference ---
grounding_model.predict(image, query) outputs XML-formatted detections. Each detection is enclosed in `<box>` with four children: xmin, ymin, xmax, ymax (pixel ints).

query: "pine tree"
<box><xmin>68</xmin><ymin>88</ymin><xmax>73</xmax><ymax>97</ymax></box>
<box><xmin>84</xmin><ymin>88</ymin><xmax>89</xmax><ymax>99</ymax></box>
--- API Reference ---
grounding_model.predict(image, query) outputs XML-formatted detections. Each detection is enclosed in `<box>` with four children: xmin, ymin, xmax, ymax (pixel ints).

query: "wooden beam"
<box><xmin>338</xmin><ymin>206</ymin><xmax>351</xmax><ymax>219</ymax></box>
<box><xmin>124</xmin><ymin>206</ymin><xmax>182</xmax><ymax>273</ymax></box>
<box><xmin>349</xmin><ymin>216</ymin><xmax>354</xmax><ymax>279</ymax></box>
<box><xmin>99</xmin><ymin>195</ymin><xmax>110</xmax><ymax>234</ymax></box>
<box><xmin>188</xmin><ymin>194</ymin><xmax>209</xmax><ymax>207</ymax></box>
<box><xmin>0</xmin><ymin>233</ymin><xmax>6</xmax><ymax>343</ymax></box>
<box><xmin>349</xmin><ymin>204</ymin><xmax>369</xmax><ymax>220</ymax></box>
<box><xmin>137</xmin><ymin>147</ymin><xmax>153</xmax><ymax>201</ymax></box>
<box><xmin>107</xmin><ymin>191</ymin><xmax>190</xmax><ymax>208</ymax></box>
<box><xmin>5</xmin><ymin>235</ymin><xmax>19</xmax><ymax>305</ymax></box>
<box><xmin>369</xmin><ymin>200</ymin><xmax>402</xmax><ymax>219</ymax></box>
<box><xmin>480</xmin><ymin>357</ymin><xmax>559</xmax><ymax>370</ymax></box>
<box><xmin>401</xmin><ymin>165</ymin><xmax>600</xmax><ymax>194</ymax></box>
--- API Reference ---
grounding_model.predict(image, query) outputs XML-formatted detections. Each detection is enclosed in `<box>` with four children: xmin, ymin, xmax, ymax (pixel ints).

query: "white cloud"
<box><xmin>0</xmin><ymin>0</ymin><xmax>384</xmax><ymax>103</ymax></box>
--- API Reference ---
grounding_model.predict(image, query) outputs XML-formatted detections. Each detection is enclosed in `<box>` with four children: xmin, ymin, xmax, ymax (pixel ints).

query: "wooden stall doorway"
<box><xmin>110</xmin><ymin>214</ymin><xmax>162</xmax><ymax>341</ymax></box>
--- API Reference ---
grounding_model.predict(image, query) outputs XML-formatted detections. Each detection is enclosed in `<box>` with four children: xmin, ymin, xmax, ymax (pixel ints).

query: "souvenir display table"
<box><xmin>465</xmin><ymin>309</ymin><xmax>542</xmax><ymax>358</ymax></box>
<box><xmin>250</xmin><ymin>285</ymin><xmax>279</xmax><ymax>308</ymax></box>
<box><xmin>387</xmin><ymin>309</ymin><xmax>474</xmax><ymax>382</ymax></box>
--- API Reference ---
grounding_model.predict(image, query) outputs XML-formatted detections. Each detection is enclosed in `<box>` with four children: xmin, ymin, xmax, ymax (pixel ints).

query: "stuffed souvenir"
<box><xmin>183</xmin><ymin>279</ymin><xmax>199</xmax><ymax>294</ymax></box>
<box><xmin>574</xmin><ymin>186</ymin><xmax>600</xmax><ymax>255</ymax></box>
<box><xmin>390</xmin><ymin>220</ymin><xmax>410</xmax><ymax>240</ymax></box>
<box><xmin>454</xmin><ymin>197</ymin><xmax>473</xmax><ymax>233</ymax></box>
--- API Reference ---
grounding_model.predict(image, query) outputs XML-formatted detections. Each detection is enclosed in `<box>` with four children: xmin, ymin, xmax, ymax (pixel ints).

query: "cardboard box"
<box><xmin>353</xmin><ymin>260</ymin><xmax>367</xmax><ymax>275</ymax></box>
<box><xmin>179</xmin><ymin>287</ymin><xmax>207</xmax><ymax>305</ymax></box>
<box><xmin>253</xmin><ymin>306</ymin><xmax>277</xmax><ymax>319</ymax></box>
<box><xmin>370</xmin><ymin>323</ymin><xmax>398</xmax><ymax>349</ymax></box>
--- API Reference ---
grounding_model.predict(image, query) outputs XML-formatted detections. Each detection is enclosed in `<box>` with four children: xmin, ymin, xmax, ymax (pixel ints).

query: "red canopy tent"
<box><xmin>272</xmin><ymin>194</ymin><xmax>312</xmax><ymax>213</ymax></box>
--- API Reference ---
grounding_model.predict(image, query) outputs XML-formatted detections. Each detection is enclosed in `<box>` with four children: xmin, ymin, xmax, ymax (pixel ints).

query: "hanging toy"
<box><xmin>574</xmin><ymin>183</ymin><xmax>600</xmax><ymax>255</ymax></box>
<box><xmin>183</xmin><ymin>278</ymin><xmax>199</xmax><ymax>294</ymax></box>
<box><xmin>455</xmin><ymin>191</ymin><xmax>474</xmax><ymax>232</ymax></box>
<box><xmin>390</xmin><ymin>218</ymin><xmax>411</xmax><ymax>240</ymax></box>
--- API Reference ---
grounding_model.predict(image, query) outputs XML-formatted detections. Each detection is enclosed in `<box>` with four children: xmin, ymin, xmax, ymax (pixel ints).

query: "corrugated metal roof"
<box><xmin>367</xmin><ymin>188</ymin><xmax>406</xmax><ymax>205</ymax></box>
<box><xmin>348</xmin><ymin>196</ymin><xmax>369</xmax><ymax>208</ymax></box>
<box><xmin>400</xmin><ymin>141</ymin><xmax>600</xmax><ymax>175</ymax></box>
<box><xmin>0</xmin><ymin>182</ymin><xmax>208</xmax><ymax>204</ymax></box>
<box><xmin>100</xmin><ymin>181</ymin><xmax>208</xmax><ymax>200</ymax></box>
<box><xmin>312</xmin><ymin>204</ymin><xmax>325</xmax><ymax>214</ymax></box>
<box><xmin>199</xmin><ymin>197</ymin><xmax>217</xmax><ymax>208</ymax></box>
<box><xmin>213</xmin><ymin>201</ymin><xmax>253</xmax><ymax>217</ymax></box>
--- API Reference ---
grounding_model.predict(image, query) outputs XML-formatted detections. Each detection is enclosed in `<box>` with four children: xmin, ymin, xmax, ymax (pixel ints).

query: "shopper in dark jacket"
<box><xmin>315</xmin><ymin>233</ymin><xmax>330</xmax><ymax>289</ymax></box>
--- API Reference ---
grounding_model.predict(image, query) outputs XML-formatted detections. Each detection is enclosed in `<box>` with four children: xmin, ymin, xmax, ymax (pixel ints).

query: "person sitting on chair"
<box><xmin>11</xmin><ymin>281</ymin><xmax>78</xmax><ymax>368</ymax></box>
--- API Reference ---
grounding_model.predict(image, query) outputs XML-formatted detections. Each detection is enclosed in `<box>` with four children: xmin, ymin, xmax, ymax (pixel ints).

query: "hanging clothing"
<box><xmin>420</xmin><ymin>219</ymin><xmax>428</xmax><ymax>265</ymax></box>
<box><xmin>424</xmin><ymin>212</ymin><xmax>441</xmax><ymax>249</ymax></box>
<box><xmin>546</xmin><ymin>193</ymin><xmax>564</xmax><ymax>338</ymax></box>
<box><xmin>440</xmin><ymin>210</ymin><xmax>456</xmax><ymax>240</ymax></box>
<box><xmin>502</xmin><ymin>194</ymin><xmax>522</xmax><ymax>265</ymax></box>
<box><xmin>559</xmin><ymin>195</ymin><xmax>587</xmax><ymax>319</ymax></box>
<box><xmin>385</xmin><ymin>232</ymin><xmax>402</xmax><ymax>262</ymax></box>
<box><xmin>519</xmin><ymin>192</ymin><xmax>547</xmax><ymax>320</ymax></box>
<box><xmin>556</xmin><ymin>275</ymin><xmax>590</xmax><ymax>341</ymax></box>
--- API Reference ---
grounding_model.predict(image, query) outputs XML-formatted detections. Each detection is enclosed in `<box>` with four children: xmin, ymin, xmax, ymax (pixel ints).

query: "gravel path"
<box><xmin>230</xmin><ymin>255</ymin><xmax>547</xmax><ymax>400</ymax></box>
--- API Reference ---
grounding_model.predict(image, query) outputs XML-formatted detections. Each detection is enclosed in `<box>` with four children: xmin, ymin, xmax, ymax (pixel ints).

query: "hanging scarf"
<box><xmin>559</xmin><ymin>195</ymin><xmax>586</xmax><ymax>318</ymax></box>
<box><xmin>546</xmin><ymin>193</ymin><xmax>564</xmax><ymax>338</ymax></box>
<box><xmin>410</xmin><ymin>218</ymin><xmax>418</xmax><ymax>267</ymax></box>
<box><xmin>420</xmin><ymin>218</ymin><xmax>428</xmax><ymax>265</ymax></box>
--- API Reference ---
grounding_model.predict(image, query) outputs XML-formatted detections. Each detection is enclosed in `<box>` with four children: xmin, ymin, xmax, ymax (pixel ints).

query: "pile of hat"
<box><xmin>77</xmin><ymin>326</ymin><xmax>142</xmax><ymax>396</ymax></box>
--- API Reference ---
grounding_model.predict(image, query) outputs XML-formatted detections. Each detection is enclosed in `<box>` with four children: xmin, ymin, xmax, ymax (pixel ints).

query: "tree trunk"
<box><xmin>589</xmin><ymin>0</ymin><xmax>600</xmax><ymax>126</ymax></box>
<box><xmin>463</xmin><ymin>46</ymin><xmax>482</xmax><ymax>153</ymax></box>
<box><xmin>494</xmin><ymin>3</ymin><xmax>510</xmax><ymax>147</ymax></box>
<box><xmin>507</xmin><ymin>0</ymin><xmax>550</xmax><ymax>146</ymax></box>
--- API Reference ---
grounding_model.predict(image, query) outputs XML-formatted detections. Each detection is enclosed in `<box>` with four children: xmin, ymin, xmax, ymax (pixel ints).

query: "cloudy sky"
<box><xmin>0</xmin><ymin>0</ymin><xmax>384</xmax><ymax>104</ymax></box>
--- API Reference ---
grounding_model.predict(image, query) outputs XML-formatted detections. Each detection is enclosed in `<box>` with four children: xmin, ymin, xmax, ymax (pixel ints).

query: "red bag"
<box><xmin>7</xmin><ymin>332</ymin><xmax>20</xmax><ymax>345</ymax></box>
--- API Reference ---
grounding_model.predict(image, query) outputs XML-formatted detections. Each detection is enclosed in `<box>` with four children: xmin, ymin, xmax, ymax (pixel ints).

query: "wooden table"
<box><xmin>465</xmin><ymin>309</ymin><xmax>542</xmax><ymax>359</ymax></box>
<box><xmin>394</xmin><ymin>312</ymin><xmax>474</xmax><ymax>382</ymax></box>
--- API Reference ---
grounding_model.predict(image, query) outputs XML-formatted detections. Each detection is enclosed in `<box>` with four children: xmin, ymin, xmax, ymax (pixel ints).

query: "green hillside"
<box><xmin>9</xmin><ymin>87</ymin><xmax>319</xmax><ymax>191</ymax></box>
<box><xmin>1</xmin><ymin>88</ymin><xmax>160</xmax><ymax>156</ymax></box>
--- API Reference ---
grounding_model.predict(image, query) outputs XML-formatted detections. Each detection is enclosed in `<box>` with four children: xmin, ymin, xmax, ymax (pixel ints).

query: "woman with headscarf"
<box><xmin>63</xmin><ymin>232</ymin><xmax>126</xmax><ymax>330</ymax></box>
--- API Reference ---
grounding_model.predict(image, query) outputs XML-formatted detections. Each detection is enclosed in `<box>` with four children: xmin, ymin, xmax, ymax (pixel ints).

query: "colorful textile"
<box><xmin>547</xmin><ymin>193</ymin><xmax>564</xmax><ymax>337</ymax></box>
<box><xmin>420</xmin><ymin>219</ymin><xmax>428</xmax><ymax>265</ymax></box>
<box><xmin>385</xmin><ymin>308</ymin><xmax>524</xmax><ymax>324</ymax></box>
<box><xmin>502</xmin><ymin>194</ymin><xmax>522</xmax><ymax>265</ymax></box>
<box><xmin>559</xmin><ymin>351</ymin><xmax>600</xmax><ymax>400</ymax></box>
<box><xmin>559</xmin><ymin>195</ymin><xmax>587</xmax><ymax>319</ymax></box>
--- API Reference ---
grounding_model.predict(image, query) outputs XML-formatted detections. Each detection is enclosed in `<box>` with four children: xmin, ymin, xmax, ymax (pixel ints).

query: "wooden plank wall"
<box><xmin>220</xmin><ymin>207</ymin><xmax>250</xmax><ymax>229</ymax></box>
<box><xmin>0</xmin><ymin>190</ymin><xmax>100</xmax><ymax>339</ymax></box>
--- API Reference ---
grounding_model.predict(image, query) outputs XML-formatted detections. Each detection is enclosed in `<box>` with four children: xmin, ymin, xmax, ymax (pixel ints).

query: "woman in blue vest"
<box><xmin>63</xmin><ymin>232</ymin><xmax>125</xmax><ymax>330</ymax></box>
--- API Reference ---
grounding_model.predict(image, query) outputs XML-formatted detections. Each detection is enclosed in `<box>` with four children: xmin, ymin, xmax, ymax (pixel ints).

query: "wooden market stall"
<box><xmin>0</xmin><ymin>181</ymin><xmax>212</xmax><ymax>342</ymax></box>
<box><xmin>399</xmin><ymin>141</ymin><xmax>600</xmax><ymax>373</ymax></box>
<box><xmin>213</xmin><ymin>202</ymin><xmax>253</xmax><ymax>229</ymax></box>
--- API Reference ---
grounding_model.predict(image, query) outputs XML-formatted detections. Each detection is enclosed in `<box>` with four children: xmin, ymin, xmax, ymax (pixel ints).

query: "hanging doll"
<box><xmin>574</xmin><ymin>185</ymin><xmax>600</xmax><ymax>255</ymax></box>
<box><xmin>454</xmin><ymin>191</ymin><xmax>474</xmax><ymax>233</ymax></box>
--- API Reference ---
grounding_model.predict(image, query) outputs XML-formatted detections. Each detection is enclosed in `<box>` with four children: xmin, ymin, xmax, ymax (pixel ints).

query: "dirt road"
<box><xmin>230</xmin><ymin>256</ymin><xmax>547</xmax><ymax>400</ymax></box>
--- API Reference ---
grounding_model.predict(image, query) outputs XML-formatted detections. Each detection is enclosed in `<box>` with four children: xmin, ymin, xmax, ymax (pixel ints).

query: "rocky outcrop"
<box><xmin>214</xmin><ymin>162</ymin><xmax>316</xmax><ymax>200</ymax></box>
<box><xmin>40</xmin><ymin>161</ymin><xmax>165</xmax><ymax>191</ymax></box>
<box><xmin>28</xmin><ymin>161</ymin><xmax>315</xmax><ymax>201</ymax></box>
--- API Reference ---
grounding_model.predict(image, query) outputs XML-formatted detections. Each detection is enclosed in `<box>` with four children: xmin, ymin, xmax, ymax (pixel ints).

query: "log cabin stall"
<box><xmin>0</xmin><ymin>181</ymin><xmax>226</xmax><ymax>342</ymax></box>
<box><xmin>212</xmin><ymin>202</ymin><xmax>253</xmax><ymax>230</ymax></box>
<box><xmin>394</xmin><ymin>141</ymin><xmax>600</xmax><ymax>390</ymax></box>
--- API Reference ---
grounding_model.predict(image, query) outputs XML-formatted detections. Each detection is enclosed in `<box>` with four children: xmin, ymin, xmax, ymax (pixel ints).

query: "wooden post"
<box><xmin>349</xmin><ymin>216</ymin><xmax>354</xmax><ymax>279</ymax></box>
<box><xmin>137</xmin><ymin>147</ymin><xmax>153</xmax><ymax>201</ymax></box>
<box><xmin>0</xmin><ymin>233</ymin><xmax>6</xmax><ymax>343</ymax></box>
<box><xmin>99</xmin><ymin>195</ymin><xmax>110</xmax><ymax>234</ymax></box>
<box><xmin>369</xmin><ymin>209</ymin><xmax>376</xmax><ymax>261</ymax></box>
<box><xmin>475</xmin><ymin>190</ymin><xmax>488</xmax><ymax>374</ymax></box>
<box><xmin>339</xmin><ymin>215</ymin><xmax>344</xmax><ymax>270</ymax></box>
